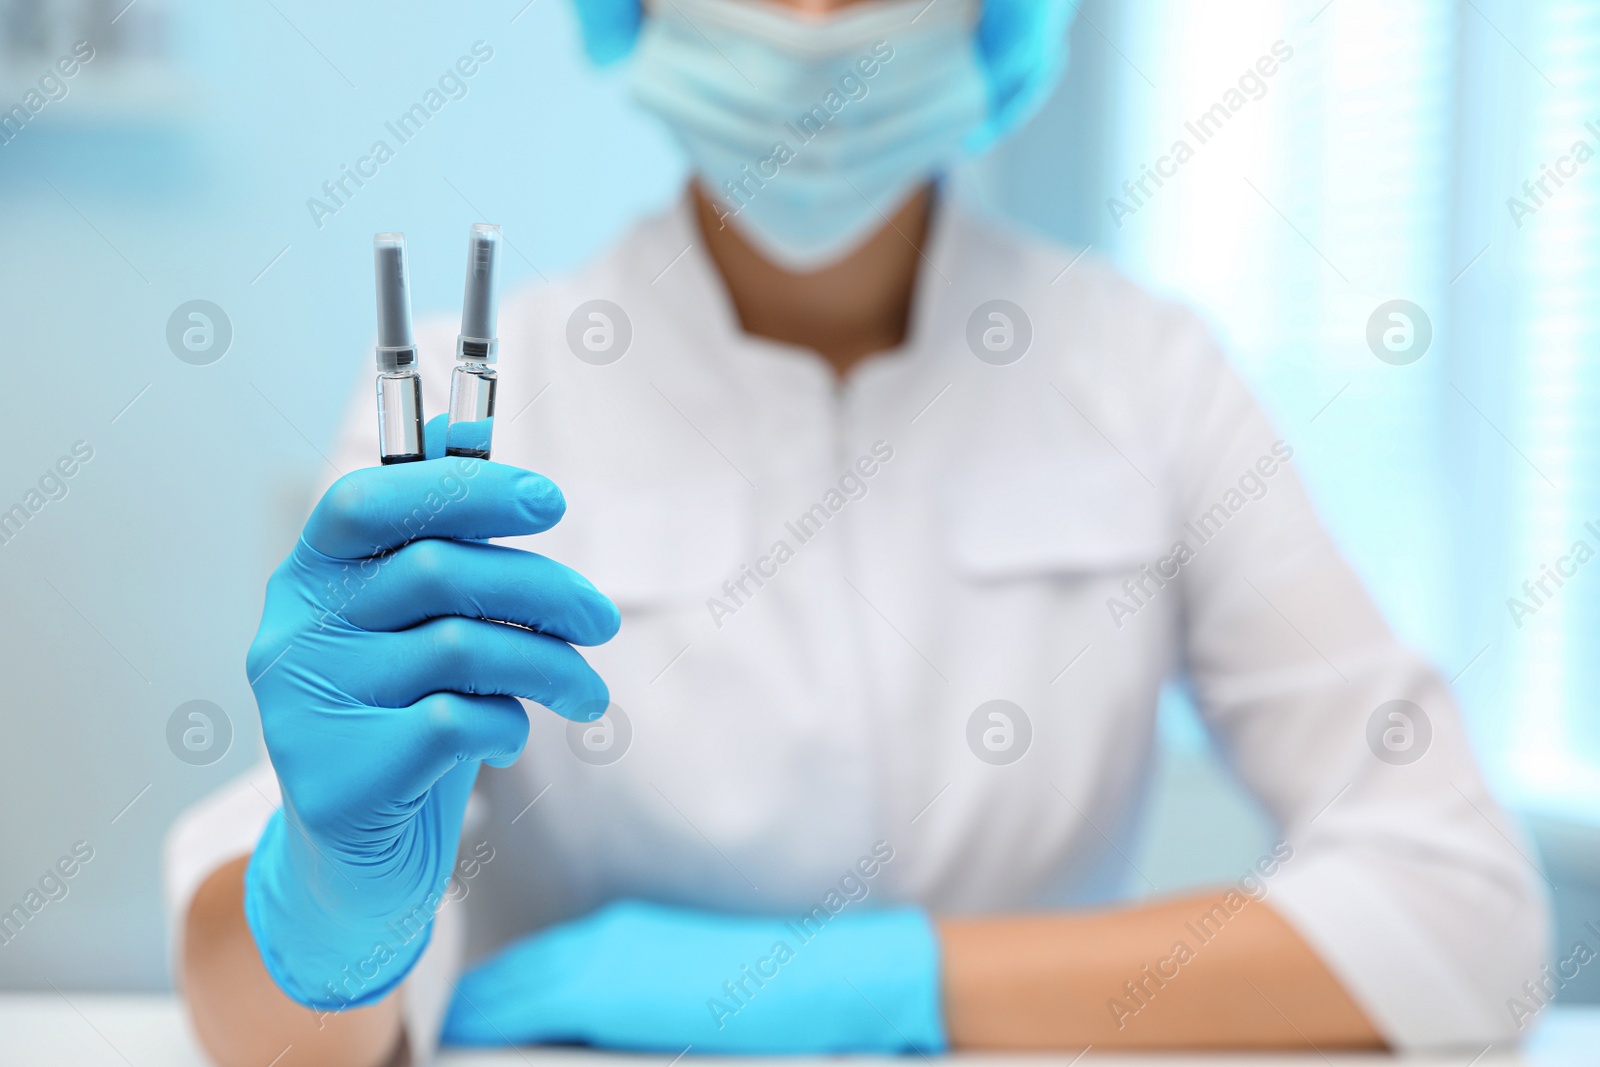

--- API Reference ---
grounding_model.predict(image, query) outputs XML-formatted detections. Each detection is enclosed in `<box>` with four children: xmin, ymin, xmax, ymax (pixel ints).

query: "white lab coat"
<box><xmin>165</xmin><ymin>194</ymin><xmax>1547</xmax><ymax>1062</ymax></box>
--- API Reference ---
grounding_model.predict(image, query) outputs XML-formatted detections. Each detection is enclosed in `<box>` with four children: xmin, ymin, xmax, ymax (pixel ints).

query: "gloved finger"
<box><xmin>442</xmin><ymin>979</ymin><xmax>566</xmax><ymax>1047</ymax></box>
<box><xmin>442</xmin><ymin>986</ymin><xmax>528</xmax><ymax>1047</ymax></box>
<box><xmin>333</xmin><ymin>539</ymin><xmax>621</xmax><ymax>647</ymax></box>
<box><xmin>445</xmin><ymin>417</ymin><xmax>494</xmax><ymax>459</ymax></box>
<box><xmin>389</xmin><ymin>692</ymin><xmax>532</xmax><ymax>794</ymax></box>
<box><xmin>303</xmin><ymin>455</ymin><xmax>565</xmax><ymax>559</ymax></box>
<box><xmin>424</xmin><ymin>412</ymin><xmax>449</xmax><ymax>460</ymax></box>
<box><xmin>441</xmin><ymin>926</ymin><xmax>583</xmax><ymax>1046</ymax></box>
<box><xmin>359</xmin><ymin>616</ymin><xmax>611</xmax><ymax>721</ymax></box>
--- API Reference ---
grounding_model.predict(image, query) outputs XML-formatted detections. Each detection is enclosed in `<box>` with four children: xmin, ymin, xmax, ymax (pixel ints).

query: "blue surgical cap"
<box><xmin>570</xmin><ymin>0</ymin><xmax>1082</xmax><ymax>148</ymax></box>
<box><xmin>571</xmin><ymin>0</ymin><xmax>641</xmax><ymax>65</ymax></box>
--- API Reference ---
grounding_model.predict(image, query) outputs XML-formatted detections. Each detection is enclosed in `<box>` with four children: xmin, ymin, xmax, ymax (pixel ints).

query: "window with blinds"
<box><xmin>1500</xmin><ymin>1</ymin><xmax>1600</xmax><ymax>808</ymax></box>
<box><xmin>983</xmin><ymin>0</ymin><xmax>1600</xmax><ymax>812</ymax></box>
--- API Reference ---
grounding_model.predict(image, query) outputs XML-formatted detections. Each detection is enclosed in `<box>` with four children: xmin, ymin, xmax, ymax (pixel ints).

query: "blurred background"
<box><xmin>0</xmin><ymin>0</ymin><xmax>1596</xmax><ymax>1000</ymax></box>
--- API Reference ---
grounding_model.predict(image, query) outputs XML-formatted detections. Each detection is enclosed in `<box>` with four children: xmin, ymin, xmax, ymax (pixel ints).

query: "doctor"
<box><xmin>166</xmin><ymin>0</ymin><xmax>1547</xmax><ymax>1064</ymax></box>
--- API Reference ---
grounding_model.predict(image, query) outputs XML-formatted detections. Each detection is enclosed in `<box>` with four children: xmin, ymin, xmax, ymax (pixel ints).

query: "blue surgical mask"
<box><xmin>629</xmin><ymin>0</ymin><xmax>987</xmax><ymax>271</ymax></box>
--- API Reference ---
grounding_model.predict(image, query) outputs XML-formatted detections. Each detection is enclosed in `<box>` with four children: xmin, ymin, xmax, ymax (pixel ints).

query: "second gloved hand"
<box><xmin>440</xmin><ymin>899</ymin><xmax>946</xmax><ymax>1054</ymax></box>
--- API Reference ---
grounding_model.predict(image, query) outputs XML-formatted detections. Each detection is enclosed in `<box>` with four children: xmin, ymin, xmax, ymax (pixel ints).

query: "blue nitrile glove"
<box><xmin>243</xmin><ymin>415</ymin><xmax>620</xmax><ymax>1011</ymax></box>
<box><xmin>440</xmin><ymin>900</ymin><xmax>946</xmax><ymax>1054</ymax></box>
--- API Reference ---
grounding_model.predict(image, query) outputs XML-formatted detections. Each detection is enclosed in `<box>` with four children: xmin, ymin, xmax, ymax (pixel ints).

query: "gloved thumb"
<box><xmin>424</xmin><ymin>412</ymin><xmax>450</xmax><ymax>460</ymax></box>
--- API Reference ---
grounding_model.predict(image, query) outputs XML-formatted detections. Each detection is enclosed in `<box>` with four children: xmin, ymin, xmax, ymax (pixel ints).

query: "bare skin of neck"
<box><xmin>691</xmin><ymin>180</ymin><xmax>934</xmax><ymax>380</ymax></box>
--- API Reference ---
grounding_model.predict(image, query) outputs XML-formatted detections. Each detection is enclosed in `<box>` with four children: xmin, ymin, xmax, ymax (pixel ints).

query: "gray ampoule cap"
<box><xmin>457</xmin><ymin>223</ymin><xmax>502</xmax><ymax>363</ymax></box>
<box><xmin>374</xmin><ymin>232</ymin><xmax>417</xmax><ymax>372</ymax></box>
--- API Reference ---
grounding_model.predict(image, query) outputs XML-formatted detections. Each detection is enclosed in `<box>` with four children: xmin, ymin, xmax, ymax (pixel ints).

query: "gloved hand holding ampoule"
<box><xmin>242</xmin><ymin>414</ymin><xmax>621</xmax><ymax>1010</ymax></box>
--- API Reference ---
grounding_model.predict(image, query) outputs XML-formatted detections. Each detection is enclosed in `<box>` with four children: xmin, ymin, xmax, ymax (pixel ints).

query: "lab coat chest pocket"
<box><xmin>930</xmin><ymin>453</ymin><xmax>1173</xmax><ymax>832</ymax></box>
<box><xmin>944</xmin><ymin>454</ymin><xmax>1171</xmax><ymax>581</ymax></box>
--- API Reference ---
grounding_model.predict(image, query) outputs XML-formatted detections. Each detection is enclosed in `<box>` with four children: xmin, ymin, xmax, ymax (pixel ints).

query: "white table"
<box><xmin>1</xmin><ymin>995</ymin><xmax>1595</xmax><ymax>1066</ymax></box>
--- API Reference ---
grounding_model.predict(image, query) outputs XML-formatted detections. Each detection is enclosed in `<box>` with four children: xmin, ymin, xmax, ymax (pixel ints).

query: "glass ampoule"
<box><xmin>446</xmin><ymin>223</ymin><xmax>502</xmax><ymax>460</ymax></box>
<box><xmin>373</xmin><ymin>232</ymin><xmax>424</xmax><ymax>464</ymax></box>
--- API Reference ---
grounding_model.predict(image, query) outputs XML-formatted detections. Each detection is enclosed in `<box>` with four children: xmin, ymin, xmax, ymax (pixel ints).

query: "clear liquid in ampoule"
<box><xmin>377</xmin><ymin>371</ymin><xmax>424</xmax><ymax>463</ymax></box>
<box><xmin>446</xmin><ymin>363</ymin><xmax>497</xmax><ymax>460</ymax></box>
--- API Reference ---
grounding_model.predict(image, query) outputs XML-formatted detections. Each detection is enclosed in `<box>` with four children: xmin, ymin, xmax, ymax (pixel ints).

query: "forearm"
<box><xmin>939</xmin><ymin>891</ymin><xmax>1384</xmax><ymax>1050</ymax></box>
<box><xmin>182</xmin><ymin>856</ymin><xmax>405</xmax><ymax>1067</ymax></box>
